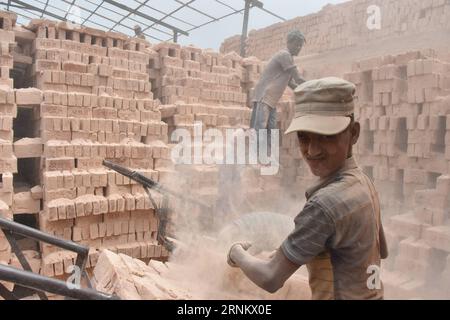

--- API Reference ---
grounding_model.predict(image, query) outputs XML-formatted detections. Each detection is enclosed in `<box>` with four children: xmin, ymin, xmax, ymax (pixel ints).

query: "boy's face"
<box><xmin>297</xmin><ymin>122</ymin><xmax>360</xmax><ymax>179</ymax></box>
<box><xmin>287</xmin><ymin>38</ymin><xmax>303</xmax><ymax>56</ymax></box>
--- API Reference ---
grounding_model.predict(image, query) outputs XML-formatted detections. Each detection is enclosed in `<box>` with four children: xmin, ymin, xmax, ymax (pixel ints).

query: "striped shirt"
<box><xmin>281</xmin><ymin>157</ymin><xmax>387</xmax><ymax>300</ymax></box>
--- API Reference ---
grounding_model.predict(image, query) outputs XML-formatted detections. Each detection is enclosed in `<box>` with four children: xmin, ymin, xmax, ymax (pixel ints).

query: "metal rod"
<box><xmin>0</xmin><ymin>282</ymin><xmax>17</xmax><ymax>300</ymax></box>
<box><xmin>80</xmin><ymin>0</ymin><xmax>105</xmax><ymax>26</ymax></box>
<box><xmin>69</xmin><ymin>0</ymin><xmax>169</xmax><ymax>40</ymax></box>
<box><xmin>102</xmin><ymin>0</ymin><xmax>189</xmax><ymax>36</ymax></box>
<box><xmin>0</xmin><ymin>218</ymin><xmax>89</xmax><ymax>256</ymax></box>
<box><xmin>3</xmin><ymin>230</ymin><xmax>48</xmax><ymax>300</ymax></box>
<box><xmin>260</xmin><ymin>6</ymin><xmax>286</xmax><ymax>21</ymax></box>
<box><xmin>174</xmin><ymin>0</ymin><xmax>216</xmax><ymax>20</ymax></box>
<box><xmin>0</xmin><ymin>265</ymin><xmax>118</xmax><ymax>300</ymax></box>
<box><xmin>107</xmin><ymin>0</ymin><xmax>147</xmax><ymax>32</ymax></box>
<box><xmin>170</xmin><ymin>7</ymin><xmax>246</xmax><ymax>42</ymax></box>
<box><xmin>240</xmin><ymin>0</ymin><xmax>251</xmax><ymax>57</ymax></box>
<box><xmin>9</xmin><ymin>0</ymin><xmax>68</xmax><ymax>22</ymax></box>
<box><xmin>9</xmin><ymin>0</ymin><xmax>164</xmax><ymax>44</ymax></box>
<box><xmin>40</xmin><ymin>0</ymin><xmax>49</xmax><ymax>18</ymax></box>
<box><xmin>136</xmin><ymin>0</ymin><xmax>196</xmax><ymax>28</ymax></box>
<box><xmin>143</xmin><ymin>0</ymin><xmax>195</xmax><ymax>34</ymax></box>
<box><xmin>74</xmin><ymin>251</ymin><xmax>91</xmax><ymax>288</ymax></box>
<box><xmin>173</xmin><ymin>30</ymin><xmax>178</xmax><ymax>43</ymax></box>
<box><xmin>5</xmin><ymin>0</ymin><xmax>279</xmax><ymax>47</ymax></box>
<box><xmin>103</xmin><ymin>160</ymin><xmax>211</xmax><ymax>210</ymax></box>
<box><xmin>214</xmin><ymin>0</ymin><xmax>242</xmax><ymax>13</ymax></box>
<box><xmin>0</xmin><ymin>218</ymin><xmax>96</xmax><ymax>298</ymax></box>
<box><xmin>73</xmin><ymin>0</ymin><xmax>166</xmax><ymax>41</ymax></box>
<box><xmin>63</xmin><ymin>0</ymin><xmax>76</xmax><ymax>20</ymax></box>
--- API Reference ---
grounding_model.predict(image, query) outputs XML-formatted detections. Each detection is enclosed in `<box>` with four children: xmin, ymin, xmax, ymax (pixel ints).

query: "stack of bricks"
<box><xmin>20</xmin><ymin>19</ymin><xmax>171</xmax><ymax>278</ymax></box>
<box><xmin>152</xmin><ymin>43</ymin><xmax>247</xmax><ymax>106</ymax></box>
<box><xmin>153</xmin><ymin>44</ymin><xmax>252</xmax><ymax>172</ymax></box>
<box><xmin>276</xmin><ymin>93</ymin><xmax>305</xmax><ymax>189</ymax></box>
<box><xmin>221</xmin><ymin>0</ymin><xmax>450</xmax><ymax>60</ymax></box>
<box><xmin>241</xmin><ymin>56</ymin><xmax>263</xmax><ymax>107</ymax></box>
<box><xmin>150</xmin><ymin>42</ymin><xmax>255</xmax><ymax>217</ymax></box>
<box><xmin>405</xmin><ymin>56</ymin><xmax>450</xmax><ymax>158</ymax></box>
<box><xmin>12</xmin><ymin>88</ymin><xmax>43</xmax><ymax>218</ymax></box>
<box><xmin>153</xmin><ymin>43</ymin><xmax>249</xmax><ymax>130</ymax></box>
<box><xmin>383</xmin><ymin>175</ymin><xmax>450</xmax><ymax>298</ymax></box>
<box><xmin>0</xmin><ymin>11</ymin><xmax>17</xmax><ymax>268</ymax></box>
<box><xmin>340</xmin><ymin>50</ymin><xmax>450</xmax><ymax>212</ymax></box>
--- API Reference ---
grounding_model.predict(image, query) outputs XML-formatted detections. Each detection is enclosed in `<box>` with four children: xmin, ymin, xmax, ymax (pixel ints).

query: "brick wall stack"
<box><xmin>21</xmin><ymin>19</ymin><xmax>171</xmax><ymax>278</ymax></box>
<box><xmin>343</xmin><ymin>50</ymin><xmax>450</xmax><ymax>212</ymax></box>
<box><xmin>0</xmin><ymin>11</ymin><xmax>16</xmax><ymax>269</ymax></box>
<box><xmin>383</xmin><ymin>175</ymin><xmax>450</xmax><ymax>298</ymax></box>
<box><xmin>221</xmin><ymin>0</ymin><xmax>450</xmax><ymax>60</ymax></box>
<box><xmin>241</xmin><ymin>56</ymin><xmax>263</xmax><ymax>107</ymax></box>
<box><xmin>149</xmin><ymin>42</ymin><xmax>261</xmax><ymax>222</ymax></box>
<box><xmin>154</xmin><ymin>44</ymin><xmax>247</xmax><ymax>106</ymax></box>
<box><xmin>152</xmin><ymin>42</ymin><xmax>250</xmax><ymax>136</ymax></box>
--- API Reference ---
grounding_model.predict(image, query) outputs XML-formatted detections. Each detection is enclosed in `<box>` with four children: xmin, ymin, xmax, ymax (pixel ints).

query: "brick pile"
<box><xmin>221</xmin><ymin>0</ymin><xmax>450</xmax><ymax>60</ymax></box>
<box><xmin>92</xmin><ymin>243</ymin><xmax>311</xmax><ymax>300</ymax></box>
<box><xmin>344</xmin><ymin>50</ymin><xmax>450</xmax><ymax>210</ymax></box>
<box><xmin>152</xmin><ymin>42</ymin><xmax>250</xmax><ymax>135</ymax></box>
<box><xmin>383</xmin><ymin>175</ymin><xmax>450</xmax><ymax>298</ymax></box>
<box><xmin>0</xmin><ymin>11</ymin><xmax>17</xmax><ymax>269</ymax></box>
<box><xmin>19</xmin><ymin>19</ymin><xmax>172</xmax><ymax>278</ymax></box>
<box><xmin>149</xmin><ymin>43</ymin><xmax>268</xmax><ymax>225</ymax></box>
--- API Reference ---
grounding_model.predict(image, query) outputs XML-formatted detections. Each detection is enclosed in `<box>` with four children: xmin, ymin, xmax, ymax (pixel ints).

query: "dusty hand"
<box><xmin>227</xmin><ymin>242</ymin><xmax>252</xmax><ymax>268</ymax></box>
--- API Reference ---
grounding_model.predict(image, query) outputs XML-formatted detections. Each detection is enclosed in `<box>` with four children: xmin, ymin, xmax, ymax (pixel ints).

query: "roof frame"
<box><xmin>0</xmin><ymin>0</ymin><xmax>286</xmax><ymax>44</ymax></box>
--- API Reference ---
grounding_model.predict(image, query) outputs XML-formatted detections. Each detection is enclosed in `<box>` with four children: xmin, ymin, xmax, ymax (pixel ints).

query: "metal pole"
<box><xmin>240</xmin><ymin>0</ymin><xmax>251</xmax><ymax>57</ymax></box>
<box><xmin>173</xmin><ymin>31</ymin><xmax>178</xmax><ymax>43</ymax></box>
<box><xmin>0</xmin><ymin>265</ymin><xmax>118</xmax><ymax>300</ymax></box>
<box><xmin>0</xmin><ymin>218</ymin><xmax>88</xmax><ymax>256</ymax></box>
<box><xmin>102</xmin><ymin>0</ymin><xmax>189</xmax><ymax>36</ymax></box>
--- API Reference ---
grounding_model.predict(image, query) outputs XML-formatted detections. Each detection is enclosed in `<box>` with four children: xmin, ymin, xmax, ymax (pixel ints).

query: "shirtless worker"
<box><xmin>250</xmin><ymin>30</ymin><xmax>306</xmax><ymax>150</ymax></box>
<box><xmin>228</xmin><ymin>77</ymin><xmax>388</xmax><ymax>300</ymax></box>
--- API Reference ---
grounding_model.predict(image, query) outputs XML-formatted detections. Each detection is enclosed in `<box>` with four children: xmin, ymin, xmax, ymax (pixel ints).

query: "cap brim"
<box><xmin>285</xmin><ymin>115</ymin><xmax>351</xmax><ymax>135</ymax></box>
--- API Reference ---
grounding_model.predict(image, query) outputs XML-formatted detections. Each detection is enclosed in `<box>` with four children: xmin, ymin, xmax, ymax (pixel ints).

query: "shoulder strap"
<box><xmin>361</xmin><ymin>174</ymin><xmax>389</xmax><ymax>259</ymax></box>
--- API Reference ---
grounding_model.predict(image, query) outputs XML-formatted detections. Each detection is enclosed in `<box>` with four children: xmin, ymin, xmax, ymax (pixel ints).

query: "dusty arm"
<box><xmin>229</xmin><ymin>245</ymin><xmax>300</xmax><ymax>293</ymax></box>
<box><xmin>288</xmin><ymin>67</ymin><xmax>306</xmax><ymax>90</ymax></box>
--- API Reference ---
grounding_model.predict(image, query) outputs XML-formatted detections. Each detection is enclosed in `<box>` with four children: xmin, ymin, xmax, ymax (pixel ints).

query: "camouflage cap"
<box><xmin>285</xmin><ymin>77</ymin><xmax>356</xmax><ymax>135</ymax></box>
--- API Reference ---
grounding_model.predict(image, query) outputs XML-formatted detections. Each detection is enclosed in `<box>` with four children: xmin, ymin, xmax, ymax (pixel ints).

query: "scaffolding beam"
<box><xmin>102</xmin><ymin>0</ymin><xmax>189</xmax><ymax>36</ymax></box>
